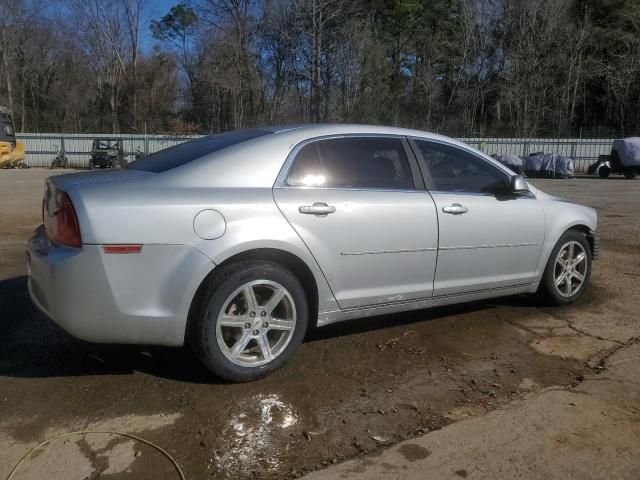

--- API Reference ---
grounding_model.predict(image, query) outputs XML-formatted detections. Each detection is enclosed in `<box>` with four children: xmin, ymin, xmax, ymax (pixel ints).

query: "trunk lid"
<box><xmin>44</xmin><ymin>169</ymin><xmax>154</xmax><ymax>237</ymax></box>
<box><xmin>49</xmin><ymin>169</ymin><xmax>153</xmax><ymax>190</ymax></box>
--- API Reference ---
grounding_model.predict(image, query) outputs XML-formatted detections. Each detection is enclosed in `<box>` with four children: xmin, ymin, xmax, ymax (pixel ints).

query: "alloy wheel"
<box><xmin>553</xmin><ymin>240</ymin><xmax>588</xmax><ymax>297</ymax></box>
<box><xmin>214</xmin><ymin>280</ymin><xmax>297</xmax><ymax>367</ymax></box>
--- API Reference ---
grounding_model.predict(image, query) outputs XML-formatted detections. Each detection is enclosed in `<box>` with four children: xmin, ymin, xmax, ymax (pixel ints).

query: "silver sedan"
<box><xmin>27</xmin><ymin>125</ymin><xmax>599</xmax><ymax>381</ymax></box>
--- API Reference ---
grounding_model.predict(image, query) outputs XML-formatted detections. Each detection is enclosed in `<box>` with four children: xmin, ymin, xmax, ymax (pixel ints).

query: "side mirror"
<box><xmin>511</xmin><ymin>174</ymin><xmax>529</xmax><ymax>193</ymax></box>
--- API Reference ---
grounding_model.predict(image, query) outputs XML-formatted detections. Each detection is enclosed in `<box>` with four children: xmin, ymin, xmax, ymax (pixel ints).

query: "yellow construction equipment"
<box><xmin>0</xmin><ymin>106</ymin><xmax>25</xmax><ymax>168</ymax></box>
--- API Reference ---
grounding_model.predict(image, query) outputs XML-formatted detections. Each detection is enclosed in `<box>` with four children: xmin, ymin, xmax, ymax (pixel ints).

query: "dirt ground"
<box><xmin>0</xmin><ymin>169</ymin><xmax>638</xmax><ymax>479</ymax></box>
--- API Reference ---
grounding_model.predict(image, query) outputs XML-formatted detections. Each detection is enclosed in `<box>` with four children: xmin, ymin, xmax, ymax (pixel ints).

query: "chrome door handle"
<box><xmin>442</xmin><ymin>203</ymin><xmax>468</xmax><ymax>215</ymax></box>
<box><xmin>299</xmin><ymin>202</ymin><xmax>336</xmax><ymax>215</ymax></box>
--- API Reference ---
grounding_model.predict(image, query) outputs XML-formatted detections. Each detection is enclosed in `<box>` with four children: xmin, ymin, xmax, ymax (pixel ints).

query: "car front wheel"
<box><xmin>190</xmin><ymin>261</ymin><xmax>308</xmax><ymax>382</ymax></box>
<box><xmin>539</xmin><ymin>230</ymin><xmax>592</xmax><ymax>306</ymax></box>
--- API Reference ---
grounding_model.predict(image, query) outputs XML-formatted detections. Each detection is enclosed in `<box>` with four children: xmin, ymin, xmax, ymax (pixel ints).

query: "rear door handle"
<box><xmin>442</xmin><ymin>203</ymin><xmax>468</xmax><ymax>215</ymax></box>
<box><xmin>299</xmin><ymin>202</ymin><xmax>336</xmax><ymax>216</ymax></box>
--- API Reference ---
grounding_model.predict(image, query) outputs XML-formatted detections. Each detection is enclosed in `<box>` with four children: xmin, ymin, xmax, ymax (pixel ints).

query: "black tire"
<box><xmin>189</xmin><ymin>261</ymin><xmax>309</xmax><ymax>382</ymax></box>
<box><xmin>539</xmin><ymin>230</ymin><xmax>592</xmax><ymax>306</ymax></box>
<box><xmin>598</xmin><ymin>165</ymin><xmax>610</xmax><ymax>178</ymax></box>
<box><xmin>623</xmin><ymin>168</ymin><xmax>637</xmax><ymax>179</ymax></box>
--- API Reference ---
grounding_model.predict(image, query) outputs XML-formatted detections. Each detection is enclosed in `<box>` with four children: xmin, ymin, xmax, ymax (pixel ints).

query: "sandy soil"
<box><xmin>0</xmin><ymin>169</ymin><xmax>638</xmax><ymax>479</ymax></box>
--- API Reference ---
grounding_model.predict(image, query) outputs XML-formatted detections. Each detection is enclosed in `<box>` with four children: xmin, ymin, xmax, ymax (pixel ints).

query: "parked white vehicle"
<box><xmin>27</xmin><ymin>124</ymin><xmax>599</xmax><ymax>381</ymax></box>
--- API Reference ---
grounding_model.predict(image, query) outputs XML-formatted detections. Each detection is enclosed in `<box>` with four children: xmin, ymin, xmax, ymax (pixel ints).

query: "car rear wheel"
<box><xmin>623</xmin><ymin>168</ymin><xmax>637</xmax><ymax>179</ymax></box>
<box><xmin>539</xmin><ymin>230</ymin><xmax>592</xmax><ymax>306</ymax></box>
<box><xmin>190</xmin><ymin>261</ymin><xmax>308</xmax><ymax>382</ymax></box>
<box><xmin>598</xmin><ymin>165</ymin><xmax>610</xmax><ymax>178</ymax></box>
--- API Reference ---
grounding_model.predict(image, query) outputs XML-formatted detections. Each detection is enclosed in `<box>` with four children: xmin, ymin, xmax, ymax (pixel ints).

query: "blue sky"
<box><xmin>140</xmin><ymin>0</ymin><xmax>180</xmax><ymax>52</ymax></box>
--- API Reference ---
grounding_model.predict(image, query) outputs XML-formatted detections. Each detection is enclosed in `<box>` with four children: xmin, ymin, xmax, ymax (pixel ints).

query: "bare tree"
<box><xmin>257</xmin><ymin>0</ymin><xmax>301</xmax><ymax>121</ymax></box>
<box><xmin>68</xmin><ymin>0</ymin><xmax>126</xmax><ymax>132</ymax></box>
<box><xmin>499</xmin><ymin>0</ymin><xmax>575</xmax><ymax>135</ymax></box>
<box><xmin>123</xmin><ymin>0</ymin><xmax>149</xmax><ymax>131</ymax></box>
<box><xmin>299</xmin><ymin>0</ymin><xmax>342</xmax><ymax>122</ymax></box>
<box><xmin>0</xmin><ymin>0</ymin><xmax>21</xmax><ymax>119</ymax></box>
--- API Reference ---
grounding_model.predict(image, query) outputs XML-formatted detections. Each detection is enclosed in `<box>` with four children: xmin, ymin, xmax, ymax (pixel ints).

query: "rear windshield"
<box><xmin>126</xmin><ymin>129</ymin><xmax>271</xmax><ymax>173</ymax></box>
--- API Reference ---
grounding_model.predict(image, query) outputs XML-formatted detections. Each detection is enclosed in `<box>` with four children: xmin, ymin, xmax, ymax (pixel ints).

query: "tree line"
<box><xmin>1</xmin><ymin>0</ymin><xmax>639</xmax><ymax>137</ymax></box>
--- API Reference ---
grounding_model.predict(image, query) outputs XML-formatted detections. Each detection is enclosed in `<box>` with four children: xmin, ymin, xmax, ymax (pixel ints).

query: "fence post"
<box><xmin>144</xmin><ymin>122</ymin><xmax>149</xmax><ymax>156</ymax></box>
<box><xmin>60</xmin><ymin>136</ymin><xmax>66</xmax><ymax>168</ymax></box>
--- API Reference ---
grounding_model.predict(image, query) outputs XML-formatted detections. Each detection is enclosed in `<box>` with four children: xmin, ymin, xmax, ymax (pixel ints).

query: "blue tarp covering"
<box><xmin>493</xmin><ymin>154</ymin><xmax>524</xmax><ymax>174</ymax></box>
<box><xmin>612</xmin><ymin>138</ymin><xmax>640</xmax><ymax>167</ymax></box>
<box><xmin>524</xmin><ymin>153</ymin><xmax>574</xmax><ymax>178</ymax></box>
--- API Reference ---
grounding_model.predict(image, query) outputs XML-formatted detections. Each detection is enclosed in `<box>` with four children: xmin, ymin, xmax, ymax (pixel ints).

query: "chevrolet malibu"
<box><xmin>27</xmin><ymin>125</ymin><xmax>599</xmax><ymax>381</ymax></box>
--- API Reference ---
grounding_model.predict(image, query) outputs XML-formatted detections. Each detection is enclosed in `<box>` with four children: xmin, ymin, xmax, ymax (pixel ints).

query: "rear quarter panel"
<box><xmin>66</xmin><ymin>177</ymin><xmax>339</xmax><ymax>319</ymax></box>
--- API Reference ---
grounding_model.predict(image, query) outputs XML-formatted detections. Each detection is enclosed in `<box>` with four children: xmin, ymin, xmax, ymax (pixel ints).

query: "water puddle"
<box><xmin>212</xmin><ymin>393</ymin><xmax>300</xmax><ymax>476</ymax></box>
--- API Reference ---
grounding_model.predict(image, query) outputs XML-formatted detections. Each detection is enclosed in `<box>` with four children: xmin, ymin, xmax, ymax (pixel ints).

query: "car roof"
<box><xmin>258</xmin><ymin>123</ymin><xmax>474</xmax><ymax>152</ymax></box>
<box><xmin>262</xmin><ymin>123</ymin><xmax>448</xmax><ymax>140</ymax></box>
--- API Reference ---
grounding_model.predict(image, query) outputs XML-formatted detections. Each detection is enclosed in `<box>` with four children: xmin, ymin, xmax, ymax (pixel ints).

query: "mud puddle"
<box><xmin>147</xmin><ymin>304</ymin><xmax>589</xmax><ymax>479</ymax></box>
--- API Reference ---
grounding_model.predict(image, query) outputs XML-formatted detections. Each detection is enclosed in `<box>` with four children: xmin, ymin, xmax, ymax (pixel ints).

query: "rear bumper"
<box><xmin>27</xmin><ymin>226</ymin><xmax>214</xmax><ymax>346</ymax></box>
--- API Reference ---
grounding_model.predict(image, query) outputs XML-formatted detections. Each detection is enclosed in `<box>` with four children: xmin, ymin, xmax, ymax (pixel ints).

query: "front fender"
<box><xmin>534</xmin><ymin>197</ymin><xmax>597</xmax><ymax>278</ymax></box>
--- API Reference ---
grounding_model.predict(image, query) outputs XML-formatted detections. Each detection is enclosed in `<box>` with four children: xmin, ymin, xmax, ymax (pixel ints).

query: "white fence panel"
<box><xmin>15</xmin><ymin>133</ymin><xmax>614</xmax><ymax>172</ymax></box>
<box><xmin>16</xmin><ymin>133</ymin><xmax>200</xmax><ymax>168</ymax></box>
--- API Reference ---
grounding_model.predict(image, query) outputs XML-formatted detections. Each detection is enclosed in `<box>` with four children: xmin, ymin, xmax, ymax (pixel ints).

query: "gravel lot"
<box><xmin>0</xmin><ymin>169</ymin><xmax>638</xmax><ymax>479</ymax></box>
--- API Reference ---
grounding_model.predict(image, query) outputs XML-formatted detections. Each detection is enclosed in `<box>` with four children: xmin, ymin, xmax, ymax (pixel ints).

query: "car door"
<box><xmin>273</xmin><ymin>136</ymin><xmax>439</xmax><ymax>310</ymax></box>
<box><xmin>411</xmin><ymin>139</ymin><xmax>545</xmax><ymax>296</ymax></box>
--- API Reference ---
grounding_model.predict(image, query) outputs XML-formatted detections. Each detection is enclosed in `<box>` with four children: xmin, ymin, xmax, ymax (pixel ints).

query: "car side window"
<box><xmin>286</xmin><ymin>137</ymin><xmax>415</xmax><ymax>190</ymax></box>
<box><xmin>415</xmin><ymin>140</ymin><xmax>510</xmax><ymax>194</ymax></box>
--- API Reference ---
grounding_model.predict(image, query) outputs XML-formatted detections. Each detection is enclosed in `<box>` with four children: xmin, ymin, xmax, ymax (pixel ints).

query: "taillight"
<box><xmin>44</xmin><ymin>192</ymin><xmax>82</xmax><ymax>248</ymax></box>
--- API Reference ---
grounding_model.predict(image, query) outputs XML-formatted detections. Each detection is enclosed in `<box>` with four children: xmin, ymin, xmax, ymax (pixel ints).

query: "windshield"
<box><xmin>126</xmin><ymin>129</ymin><xmax>272</xmax><ymax>173</ymax></box>
<box><xmin>1</xmin><ymin>112</ymin><xmax>15</xmax><ymax>141</ymax></box>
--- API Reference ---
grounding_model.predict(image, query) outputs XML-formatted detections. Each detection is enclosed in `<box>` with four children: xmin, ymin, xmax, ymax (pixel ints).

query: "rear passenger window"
<box><xmin>415</xmin><ymin>140</ymin><xmax>509</xmax><ymax>194</ymax></box>
<box><xmin>286</xmin><ymin>137</ymin><xmax>415</xmax><ymax>190</ymax></box>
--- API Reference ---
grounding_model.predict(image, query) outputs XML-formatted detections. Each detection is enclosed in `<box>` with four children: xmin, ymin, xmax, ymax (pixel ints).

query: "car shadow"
<box><xmin>0</xmin><ymin>275</ymin><xmax>218</xmax><ymax>383</ymax></box>
<box><xmin>305</xmin><ymin>301</ymin><xmax>500</xmax><ymax>342</ymax></box>
<box><xmin>0</xmin><ymin>275</ymin><xmax>536</xmax><ymax>382</ymax></box>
